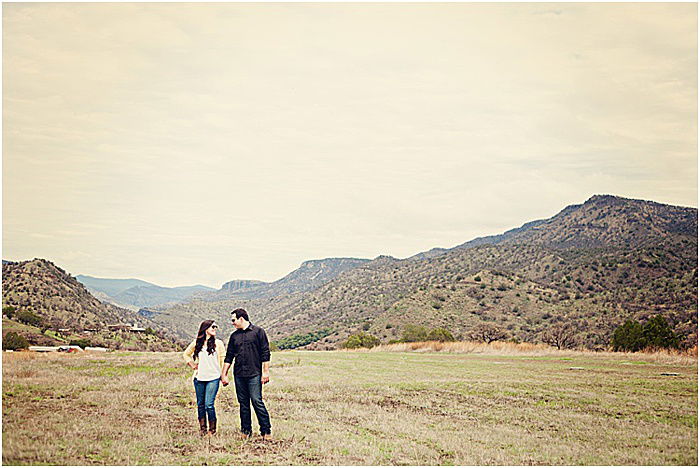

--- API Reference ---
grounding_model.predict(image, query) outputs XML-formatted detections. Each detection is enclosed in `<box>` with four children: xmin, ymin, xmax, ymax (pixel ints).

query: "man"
<box><xmin>221</xmin><ymin>308</ymin><xmax>272</xmax><ymax>439</ymax></box>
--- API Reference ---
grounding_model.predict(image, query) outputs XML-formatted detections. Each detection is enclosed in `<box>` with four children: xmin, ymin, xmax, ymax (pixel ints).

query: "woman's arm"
<box><xmin>182</xmin><ymin>341</ymin><xmax>198</xmax><ymax>370</ymax></box>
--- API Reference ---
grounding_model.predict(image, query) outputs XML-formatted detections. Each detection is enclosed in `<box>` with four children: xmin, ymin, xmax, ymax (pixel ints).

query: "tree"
<box><xmin>611</xmin><ymin>319</ymin><xmax>646</xmax><ymax>352</ymax></box>
<box><xmin>642</xmin><ymin>315</ymin><xmax>679</xmax><ymax>349</ymax></box>
<box><xmin>343</xmin><ymin>332</ymin><xmax>380</xmax><ymax>349</ymax></box>
<box><xmin>400</xmin><ymin>325</ymin><xmax>429</xmax><ymax>342</ymax></box>
<box><xmin>3</xmin><ymin>332</ymin><xmax>29</xmax><ymax>350</ymax></box>
<box><xmin>427</xmin><ymin>328</ymin><xmax>455</xmax><ymax>342</ymax></box>
<box><xmin>541</xmin><ymin>323</ymin><xmax>578</xmax><ymax>350</ymax></box>
<box><xmin>469</xmin><ymin>323</ymin><xmax>508</xmax><ymax>344</ymax></box>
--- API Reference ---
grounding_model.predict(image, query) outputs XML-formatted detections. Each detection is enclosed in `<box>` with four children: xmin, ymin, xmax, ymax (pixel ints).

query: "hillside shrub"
<box><xmin>3</xmin><ymin>332</ymin><xmax>29</xmax><ymax>350</ymax></box>
<box><xmin>426</xmin><ymin>328</ymin><xmax>455</xmax><ymax>342</ymax></box>
<box><xmin>400</xmin><ymin>325</ymin><xmax>429</xmax><ymax>342</ymax></box>
<box><xmin>343</xmin><ymin>332</ymin><xmax>380</xmax><ymax>349</ymax></box>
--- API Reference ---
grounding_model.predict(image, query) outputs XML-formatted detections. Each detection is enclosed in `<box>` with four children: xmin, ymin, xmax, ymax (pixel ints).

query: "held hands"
<box><xmin>188</xmin><ymin>361</ymin><xmax>198</xmax><ymax>371</ymax></box>
<box><xmin>261</xmin><ymin>373</ymin><xmax>270</xmax><ymax>385</ymax></box>
<box><xmin>221</xmin><ymin>375</ymin><xmax>229</xmax><ymax>386</ymax></box>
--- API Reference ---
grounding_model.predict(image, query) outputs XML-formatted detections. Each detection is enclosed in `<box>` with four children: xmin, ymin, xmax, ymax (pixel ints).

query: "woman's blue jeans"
<box><xmin>193</xmin><ymin>377</ymin><xmax>220</xmax><ymax>422</ymax></box>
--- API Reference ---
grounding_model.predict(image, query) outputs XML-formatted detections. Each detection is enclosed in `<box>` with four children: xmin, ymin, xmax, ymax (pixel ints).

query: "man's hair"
<box><xmin>231</xmin><ymin>308</ymin><xmax>249</xmax><ymax>321</ymax></box>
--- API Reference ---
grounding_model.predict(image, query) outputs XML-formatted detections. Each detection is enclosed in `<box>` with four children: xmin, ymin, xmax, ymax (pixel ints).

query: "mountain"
<box><xmin>75</xmin><ymin>275</ymin><xmax>155</xmax><ymax>298</ymax></box>
<box><xmin>153</xmin><ymin>195</ymin><xmax>697</xmax><ymax>350</ymax></box>
<box><xmin>455</xmin><ymin>194</ymin><xmax>697</xmax><ymax>250</ymax></box>
<box><xmin>220</xmin><ymin>279</ymin><xmax>268</xmax><ymax>293</ymax></box>
<box><xmin>76</xmin><ymin>275</ymin><xmax>215</xmax><ymax>308</ymax></box>
<box><xmin>2</xmin><ymin>259</ymin><xmax>183</xmax><ymax>350</ymax></box>
<box><xmin>208</xmin><ymin>257</ymin><xmax>371</xmax><ymax>300</ymax></box>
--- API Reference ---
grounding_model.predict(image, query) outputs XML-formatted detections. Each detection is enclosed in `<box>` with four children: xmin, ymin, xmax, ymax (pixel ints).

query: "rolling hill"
<box><xmin>2</xmin><ymin>259</ymin><xmax>184</xmax><ymax>350</ymax></box>
<box><xmin>153</xmin><ymin>195</ymin><xmax>697</xmax><ymax>350</ymax></box>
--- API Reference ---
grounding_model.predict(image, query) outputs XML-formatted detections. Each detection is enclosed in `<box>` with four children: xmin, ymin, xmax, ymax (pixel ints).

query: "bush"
<box><xmin>400</xmin><ymin>325</ymin><xmax>429</xmax><ymax>342</ymax></box>
<box><xmin>343</xmin><ymin>332</ymin><xmax>380</xmax><ymax>349</ymax></box>
<box><xmin>3</xmin><ymin>332</ymin><xmax>29</xmax><ymax>350</ymax></box>
<box><xmin>426</xmin><ymin>328</ymin><xmax>455</xmax><ymax>342</ymax></box>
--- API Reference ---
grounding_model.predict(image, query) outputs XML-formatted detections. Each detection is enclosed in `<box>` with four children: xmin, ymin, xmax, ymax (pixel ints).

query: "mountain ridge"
<box><xmin>153</xmin><ymin>194</ymin><xmax>697</xmax><ymax>350</ymax></box>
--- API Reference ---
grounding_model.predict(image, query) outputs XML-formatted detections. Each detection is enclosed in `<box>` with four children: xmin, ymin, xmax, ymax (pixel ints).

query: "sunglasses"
<box><xmin>211</xmin><ymin>324</ymin><xmax>218</xmax><ymax>329</ymax></box>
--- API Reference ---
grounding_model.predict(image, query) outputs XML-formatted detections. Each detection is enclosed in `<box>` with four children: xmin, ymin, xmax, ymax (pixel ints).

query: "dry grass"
<box><xmin>369</xmin><ymin>340</ymin><xmax>699</xmax><ymax>365</ymax></box>
<box><xmin>2</xmin><ymin>349</ymin><xmax>697</xmax><ymax>465</ymax></box>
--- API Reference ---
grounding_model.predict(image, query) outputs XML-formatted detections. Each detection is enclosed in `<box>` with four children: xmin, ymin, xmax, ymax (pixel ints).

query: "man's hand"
<box><xmin>221</xmin><ymin>375</ymin><xmax>229</xmax><ymax>386</ymax></box>
<box><xmin>261</xmin><ymin>373</ymin><xmax>270</xmax><ymax>385</ymax></box>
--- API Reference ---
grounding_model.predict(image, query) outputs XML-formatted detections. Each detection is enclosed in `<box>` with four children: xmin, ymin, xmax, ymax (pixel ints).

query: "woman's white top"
<box><xmin>196</xmin><ymin>348</ymin><xmax>221</xmax><ymax>381</ymax></box>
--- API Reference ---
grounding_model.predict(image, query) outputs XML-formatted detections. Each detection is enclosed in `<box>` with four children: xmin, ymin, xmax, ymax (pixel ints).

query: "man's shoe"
<box><xmin>198</xmin><ymin>418</ymin><xmax>208</xmax><ymax>436</ymax></box>
<box><xmin>208</xmin><ymin>418</ymin><xmax>217</xmax><ymax>435</ymax></box>
<box><xmin>260</xmin><ymin>433</ymin><xmax>272</xmax><ymax>441</ymax></box>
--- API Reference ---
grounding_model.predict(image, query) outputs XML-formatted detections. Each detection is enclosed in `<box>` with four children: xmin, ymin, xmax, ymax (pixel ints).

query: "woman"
<box><xmin>182</xmin><ymin>320</ymin><xmax>226</xmax><ymax>436</ymax></box>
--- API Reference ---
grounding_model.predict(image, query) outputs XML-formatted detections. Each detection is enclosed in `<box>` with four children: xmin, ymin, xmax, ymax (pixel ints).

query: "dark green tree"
<box><xmin>642</xmin><ymin>315</ymin><xmax>679</xmax><ymax>349</ymax></box>
<box><xmin>611</xmin><ymin>319</ymin><xmax>646</xmax><ymax>352</ymax></box>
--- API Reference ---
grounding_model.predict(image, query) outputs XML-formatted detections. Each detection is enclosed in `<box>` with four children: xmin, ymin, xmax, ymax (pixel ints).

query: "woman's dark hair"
<box><xmin>194</xmin><ymin>320</ymin><xmax>216</xmax><ymax>357</ymax></box>
<box><xmin>231</xmin><ymin>308</ymin><xmax>249</xmax><ymax>322</ymax></box>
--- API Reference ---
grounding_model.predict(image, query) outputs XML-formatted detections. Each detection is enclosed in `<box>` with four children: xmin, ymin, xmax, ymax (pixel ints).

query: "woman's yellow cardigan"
<box><xmin>182</xmin><ymin>338</ymin><xmax>226</xmax><ymax>380</ymax></box>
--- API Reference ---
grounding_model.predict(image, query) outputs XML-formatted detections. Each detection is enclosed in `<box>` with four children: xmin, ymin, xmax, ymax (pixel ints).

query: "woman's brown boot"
<box><xmin>208</xmin><ymin>418</ymin><xmax>217</xmax><ymax>435</ymax></box>
<box><xmin>199</xmin><ymin>418</ymin><xmax>208</xmax><ymax>436</ymax></box>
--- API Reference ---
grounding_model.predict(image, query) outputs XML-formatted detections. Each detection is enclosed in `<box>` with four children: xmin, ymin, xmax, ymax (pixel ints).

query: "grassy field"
<box><xmin>2</xmin><ymin>348</ymin><xmax>697</xmax><ymax>465</ymax></box>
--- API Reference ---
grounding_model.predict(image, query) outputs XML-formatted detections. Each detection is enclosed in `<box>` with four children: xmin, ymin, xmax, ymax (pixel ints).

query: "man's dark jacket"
<box><xmin>224</xmin><ymin>323</ymin><xmax>271</xmax><ymax>378</ymax></box>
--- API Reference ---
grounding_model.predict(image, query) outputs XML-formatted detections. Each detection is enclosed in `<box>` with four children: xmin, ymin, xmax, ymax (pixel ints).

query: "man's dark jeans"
<box><xmin>234</xmin><ymin>374</ymin><xmax>271</xmax><ymax>435</ymax></box>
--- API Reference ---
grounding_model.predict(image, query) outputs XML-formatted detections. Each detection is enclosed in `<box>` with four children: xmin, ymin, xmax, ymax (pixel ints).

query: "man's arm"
<box><xmin>221</xmin><ymin>335</ymin><xmax>236</xmax><ymax>385</ymax></box>
<box><xmin>259</xmin><ymin>328</ymin><xmax>271</xmax><ymax>384</ymax></box>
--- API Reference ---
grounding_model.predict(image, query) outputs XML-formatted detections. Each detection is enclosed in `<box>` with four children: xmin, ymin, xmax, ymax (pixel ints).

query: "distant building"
<box><xmin>28</xmin><ymin>346</ymin><xmax>60</xmax><ymax>352</ymax></box>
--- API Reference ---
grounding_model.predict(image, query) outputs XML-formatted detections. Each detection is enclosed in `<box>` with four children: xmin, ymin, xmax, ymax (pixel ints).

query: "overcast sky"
<box><xmin>3</xmin><ymin>2</ymin><xmax>697</xmax><ymax>288</ymax></box>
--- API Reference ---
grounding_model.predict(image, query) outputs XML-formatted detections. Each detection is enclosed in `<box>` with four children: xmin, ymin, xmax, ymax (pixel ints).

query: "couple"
<box><xmin>182</xmin><ymin>308</ymin><xmax>272</xmax><ymax>439</ymax></box>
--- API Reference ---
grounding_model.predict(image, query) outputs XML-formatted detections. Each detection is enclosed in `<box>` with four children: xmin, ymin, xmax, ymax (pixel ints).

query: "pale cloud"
<box><xmin>3</xmin><ymin>3</ymin><xmax>697</xmax><ymax>287</ymax></box>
